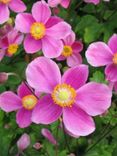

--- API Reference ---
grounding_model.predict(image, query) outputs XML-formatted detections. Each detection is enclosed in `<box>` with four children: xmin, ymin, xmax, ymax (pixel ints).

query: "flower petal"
<box><xmin>15</xmin><ymin>13</ymin><xmax>35</xmax><ymax>33</ymax></box>
<box><xmin>32</xmin><ymin>95</ymin><xmax>62</xmax><ymax>124</ymax></box>
<box><xmin>45</xmin><ymin>16</ymin><xmax>62</xmax><ymax>28</ymax></box>
<box><xmin>0</xmin><ymin>3</ymin><xmax>9</xmax><ymax>24</ymax></box>
<box><xmin>72</xmin><ymin>41</ymin><xmax>83</xmax><ymax>53</ymax></box>
<box><xmin>63</xmin><ymin>105</ymin><xmax>95</xmax><ymax>136</ymax></box>
<box><xmin>42</xmin><ymin>36</ymin><xmax>63</xmax><ymax>58</ymax></box>
<box><xmin>9</xmin><ymin>0</ymin><xmax>26</xmax><ymax>13</ymax></box>
<box><xmin>48</xmin><ymin>0</ymin><xmax>61</xmax><ymax>7</ymax></box>
<box><xmin>62</xmin><ymin>65</ymin><xmax>88</xmax><ymax>90</ymax></box>
<box><xmin>0</xmin><ymin>49</ymin><xmax>5</xmax><ymax>61</ymax></box>
<box><xmin>26</xmin><ymin>57</ymin><xmax>61</xmax><ymax>93</ymax></box>
<box><xmin>61</xmin><ymin>0</ymin><xmax>71</xmax><ymax>8</ymax></box>
<box><xmin>16</xmin><ymin>108</ymin><xmax>32</xmax><ymax>128</ymax></box>
<box><xmin>32</xmin><ymin>1</ymin><xmax>51</xmax><ymax>24</ymax></box>
<box><xmin>24</xmin><ymin>34</ymin><xmax>42</xmax><ymax>53</ymax></box>
<box><xmin>86</xmin><ymin>42</ymin><xmax>113</xmax><ymax>67</ymax></box>
<box><xmin>76</xmin><ymin>82</ymin><xmax>112</xmax><ymax>116</ymax></box>
<box><xmin>0</xmin><ymin>91</ymin><xmax>22</xmax><ymax>112</ymax></box>
<box><xmin>114</xmin><ymin>81</ymin><xmax>117</xmax><ymax>92</ymax></box>
<box><xmin>41</xmin><ymin>128</ymin><xmax>57</xmax><ymax>145</ymax></box>
<box><xmin>63</xmin><ymin>31</ymin><xmax>75</xmax><ymax>45</ymax></box>
<box><xmin>46</xmin><ymin>22</ymin><xmax>71</xmax><ymax>39</ymax></box>
<box><xmin>108</xmin><ymin>34</ymin><xmax>117</xmax><ymax>54</ymax></box>
<box><xmin>105</xmin><ymin>63</ymin><xmax>117</xmax><ymax>82</ymax></box>
<box><xmin>17</xmin><ymin>82</ymin><xmax>32</xmax><ymax>98</ymax></box>
<box><xmin>67</xmin><ymin>53</ymin><xmax>82</xmax><ymax>67</ymax></box>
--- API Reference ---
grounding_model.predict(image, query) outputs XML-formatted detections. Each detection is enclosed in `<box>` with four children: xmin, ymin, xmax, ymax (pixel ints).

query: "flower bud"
<box><xmin>0</xmin><ymin>72</ymin><xmax>8</xmax><ymax>84</ymax></box>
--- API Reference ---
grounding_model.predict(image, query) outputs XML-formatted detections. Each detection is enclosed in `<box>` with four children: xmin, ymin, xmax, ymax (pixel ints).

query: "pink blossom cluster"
<box><xmin>0</xmin><ymin>0</ymin><xmax>114</xmax><ymax>143</ymax></box>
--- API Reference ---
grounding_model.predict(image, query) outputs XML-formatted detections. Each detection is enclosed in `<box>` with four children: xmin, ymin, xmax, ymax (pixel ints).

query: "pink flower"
<box><xmin>26</xmin><ymin>57</ymin><xmax>112</xmax><ymax>136</ymax></box>
<box><xmin>41</xmin><ymin>128</ymin><xmax>57</xmax><ymax>145</ymax></box>
<box><xmin>17</xmin><ymin>133</ymin><xmax>30</xmax><ymax>151</ymax></box>
<box><xmin>0</xmin><ymin>82</ymin><xmax>39</xmax><ymax>128</ymax></box>
<box><xmin>0</xmin><ymin>0</ymin><xmax>26</xmax><ymax>24</ymax></box>
<box><xmin>0</xmin><ymin>72</ymin><xmax>8</xmax><ymax>84</ymax></box>
<box><xmin>86</xmin><ymin>34</ymin><xmax>117</xmax><ymax>82</ymax></box>
<box><xmin>84</xmin><ymin>0</ymin><xmax>110</xmax><ymax>5</ymax></box>
<box><xmin>0</xmin><ymin>29</ymin><xmax>23</xmax><ymax>61</ymax></box>
<box><xmin>15</xmin><ymin>1</ymin><xmax>71</xmax><ymax>58</ymax></box>
<box><xmin>48</xmin><ymin>0</ymin><xmax>71</xmax><ymax>8</ymax></box>
<box><xmin>57</xmin><ymin>31</ymin><xmax>83</xmax><ymax>67</ymax></box>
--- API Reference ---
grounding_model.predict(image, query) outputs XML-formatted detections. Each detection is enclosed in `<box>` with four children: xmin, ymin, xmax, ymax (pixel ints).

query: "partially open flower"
<box><xmin>0</xmin><ymin>72</ymin><xmax>8</xmax><ymax>84</ymax></box>
<box><xmin>17</xmin><ymin>133</ymin><xmax>30</xmax><ymax>151</ymax></box>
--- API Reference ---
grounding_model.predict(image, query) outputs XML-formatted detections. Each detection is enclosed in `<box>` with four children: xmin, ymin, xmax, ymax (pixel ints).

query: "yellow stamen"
<box><xmin>7</xmin><ymin>43</ymin><xmax>18</xmax><ymax>55</ymax></box>
<box><xmin>30</xmin><ymin>22</ymin><xmax>46</xmax><ymax>40</ymax></box>
<box><xmin>0</xmin><ymin>0</ymin><xmax>11</xmax><ymax>4</ymax></box>
<box><xmin>51</xmin><ymin>83</ymin><xmax>76</xmax><ymax>107</ymax></box>
<box><xmin>62</xmin><ymin>45</ymin><xmax>73</xmax><ymax>57</ymax></box>
<box><xmin>22</xmin><ymin>95</ymin><xmax>38</xmax><ymax>110</ymax></box>
<box><xmin>113</xmin><ymin>53</ymin><xmax>117</xmax><ymax>65</ymax></box>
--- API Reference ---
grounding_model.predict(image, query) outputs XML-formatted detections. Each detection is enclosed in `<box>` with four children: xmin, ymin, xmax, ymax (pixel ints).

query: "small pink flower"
<box><xmin>0</xmin><ymin>82</ymin><xmax>39</xmax><ymax>128</ymax></box>
<box><xmin>0</xmin><ymin>29</ymin><xmax>24</xmax><ymax>61</ymax></box>
<box><xmin>0</xmin><ymin>72</ymin><xmax>8</xmax><ymax>84</ymax></box>
<box><xmin>41</xmin><ymin>128</ymin><xmax>57</xmax><ymax>145</ymax></box>
<box><xmin>48</xmin><ymin>0</ymin><xmax>71</xmax><ymax>8</ymax></box>
<box><xmin>86</xmin><ymin>34</ymin><xmax>117</xmax><ymax>82</ymax></box>
<box><xmin>84</xmin><ymin>0</ymin><xmax>110</xmax><ymax>5</ymax></box>
<box><xmin>57</xmin><ymin>31</ymin><xmax>83</xmax><ymax>67</ymax></box>
<box><xmin>26</xmin><ymin>57</ymin><xmax>112</xmax><ymax>136</ymax></box>
<box><xmin>33</xmin><ymin>142</ymin><xmax>43</xmax><ymax>150</ymax></box>
<box><xmin>15</xmin><ymin>0</ymin><xmax>71</xmax><ymax>58</ymax></box>
<box><xmin>0</xmin><ymin>0</ymin><xmax>26</xmax><ymax>24</ymax></box>
<box><xmin>17</xmin><ymin>133</ymin><xmax>30</xmax><ymax>151</ymax></box>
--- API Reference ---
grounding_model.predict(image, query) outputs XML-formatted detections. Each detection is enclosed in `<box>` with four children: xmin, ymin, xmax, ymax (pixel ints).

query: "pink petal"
<box><xmin>0</xmin><ymin>91</ymin><xmax>22</xmax><ymax>112</ymax></box>
<box><xmin>48</xmin><ymin>0</ymin><xmax>61</xmax><ymax>7</ymax></box>
<box><xmin>26</xmin><ymin>57</ymin><xmax>61</xmax><ymax>93</ymax></box>
<box><xmin>17</xmin><ymin>82</ymin><xmax>32</xmax><ymax>98</ymax></box>
<box><xmin>0</xmin><ymin>3</ymin><xmax>9</xmax><ymax>24</ymax></box>
<box><xmin>24</xmin><ymin>34</ymin><xmax>42</xmax><ymax>54</ymax></box>
<box><xmin>17</xmin><ymin>133</ymin><xmax>30</xmax><ymax>151</ymax></box>
<box><xmin>1</xmin><ymin>36</ymin><xmax>9</xmax><ymax>48</ymax></box>
<box><xmin>32</xmin><ymin>1</ymin><xmax>51</xmax><ymax>24</ymax></box>
<box><xmin>72</xmin><ymin>41</ymin><xmax>83</xmax><ymax>53</ymax></box>
<box><xmin>45</xmin><ymin>16</ymin><xmax>62</xmax><ymax>28</ymax></box>
<box><xmin>63</xmin><ymin>105</ymin><xmax>95</xmax><ymax>136</ymax></box>
<box><xmin>15</xmin><ymin>13</ymin><xmax>35</xmax><ymax>33</ymax></box>
<box><xmin>105</xmin><ymin>63</ymin><xmax>117</xmax><ymax>82</ymax></box>
<box><xmin>67</xmin><ymin>53</ymin><xmax>82</xmax><ymax>67</ymax></box>
<box><xmin>108</xmin><ymin>34</ymin><xmax>117</xmax><ymax>54</ymax></box>
<box><xmin>0</xmin><ymin>49</ymin><xmax>5</xmax><ymax>61</ymax></box>
<box><xmin>46</xmin><ymin>22</ymin><xmax>71</xmax><ymax>39</ymax></box>
<box><xmin>61</xmin><ymin>0</ymin><xmax>71</xmax><ymax>8</ymax></box>
<box><xmin>76</xmin><ymin>82</ymin><xmax>112</xmax><ymax>116</ymax></box>
<box><xmin>32</xmin><ymin>95</ymin><xmax>62</xmax><ymax>124</ymax></box>
<box><xmin>42</xmin><ymin>36</ymin><xmax>63</xmax><ymax>58</ymax></box>
<box><xmin>9</xmin><ymin>0</ymin><xmax>26</xmax><ymax>13</ymax></box>
<box><xmin>86</xmin><ymin>42</ymin><xmax>113</xmax><ymax>67</ymax></box>
<box><xmin>16</xmin><ymin>108</ymin><xmax>32</xmax><ymax>128</ymax></box>
<box><xmin>62</xmin><ymin>65</ymin><xmax>88</xmax><ymax>90</ymax></box>
<box><xmin>63</xmin><ymin>31</ymin><xmax>75</xmax><ymax>45</ymax></box>
<box><xmin>84</xmin><ymin>0</ymin><xmax>100</xmax><ymax>5</ymax></box>
<box><xmin>0</xmin><ymin>72</ymin><xmax>8</xmax><ymax>84</ymax></box>
<box><xmin>41</xmin><ymin>128</ymin><xmax>57</xmax><ymax>145</ymax></box>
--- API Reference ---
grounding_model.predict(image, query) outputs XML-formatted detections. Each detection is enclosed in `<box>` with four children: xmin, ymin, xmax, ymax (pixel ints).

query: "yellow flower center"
<box><xmin>62</xmin><ymin>45</ymin><xmax>73</xmax><ymax>57</ymax></box>
<box><xmin>0</xmin><ymin>0</ymin><xmax>11</xmax><ymax>4</ymax></box>
<box><xmin>113</xmin><ymin>53</ymin><xmax>117</xmax><ymax>65</ymax></box>
<box><xmin>22</xmin><ymin>95</ymin><xmax>38</xmax><ymax>110</ymax></box>
<box><xmin>51</xmin><ymin>83</ymin><xmax>76</xmax><ymax>107</ymax></box>
<box><xmin>7</xmin><ymin>43</ymin><xmax>18</xmax><ymax>55</ymax></box>
<box><xmin>30</xmin><ymin>22</ymin><xmax>46</xmax><ymax>40</ymax></box>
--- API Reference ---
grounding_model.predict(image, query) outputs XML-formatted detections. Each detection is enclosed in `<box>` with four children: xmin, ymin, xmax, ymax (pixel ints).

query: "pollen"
<box><xmin>62</xmin><ymin>45</ymin><xmax>73</xmax><ymax>57</ymax></box>
<box><xmin>51</xmin><ymin>83</ymin><xmax>76</xmax><ymax>107</ymax></box>
<box><xmin>7</xmin><ymin>43</ymin><xmax>18</xmax><ymax>55</ymax></box>
<box><xmin>0</xmin><ymin>0</ymin><xmax>11</xmax><ymax>4</ymax></box>
<box><xmin>30</xmin><ymin>22</ymin><xmax>46</xmax><ymax>40</ymax></box>
<box><xmin>22</xmin><ymin>95</ymin><xmax>38</xmax><ymax>110</ymax></box>
<box><xmin>113</xmin><ymin>53</ymin><xmax>117</xmax><ymax>65</ymax></box>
